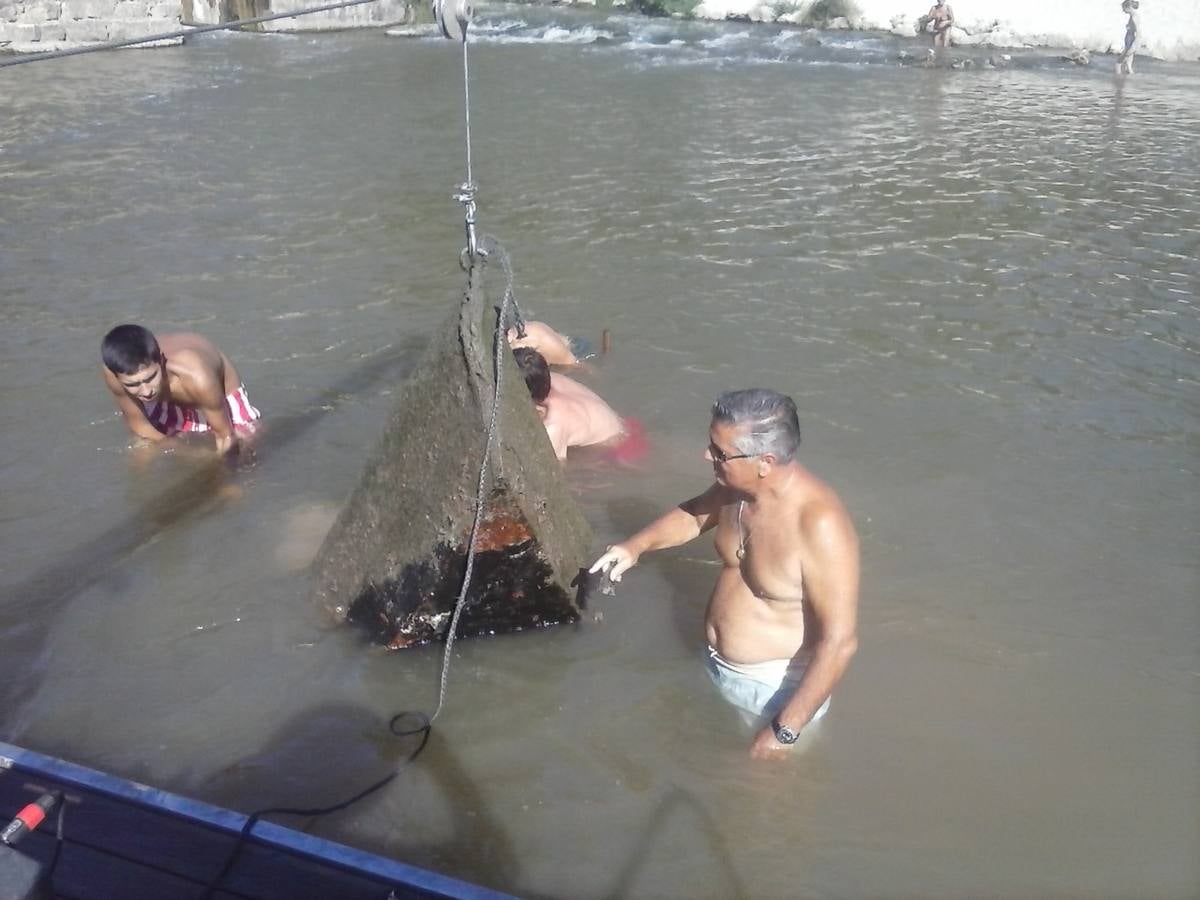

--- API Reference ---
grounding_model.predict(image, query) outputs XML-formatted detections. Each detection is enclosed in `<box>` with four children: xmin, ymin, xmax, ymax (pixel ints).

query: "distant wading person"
<box><xmin>101</xmin><ymin>325</ymin><xmax>261</xmax><ymax>459</ymax></box>
<box><xmin>590</xmin><ymin>389</ymin><xmax>859</xmax><ymax>759</ymax></box>
<box><xmin>1116</xmin><ymin>0</ymin><xmax>1140</xmax><ymax>74</ymax></box>
<box><xmin>926</xmin><ymin>0</ymin><xmax>954</xmax><ymax>47</ymax></box>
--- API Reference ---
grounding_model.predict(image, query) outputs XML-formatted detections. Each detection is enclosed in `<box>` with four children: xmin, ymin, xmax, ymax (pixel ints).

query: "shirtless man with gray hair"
<box><xmin>590</xmin><ymin>389</ymin><xmax>859</xmax><ymax>759</ymax></box>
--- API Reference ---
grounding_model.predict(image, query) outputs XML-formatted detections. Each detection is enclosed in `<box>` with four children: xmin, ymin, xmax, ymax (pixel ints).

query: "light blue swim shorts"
<box><xmin>705</xmin><ymin>645</ymin><xmax>831</xmax><ymax>728</ymax></box>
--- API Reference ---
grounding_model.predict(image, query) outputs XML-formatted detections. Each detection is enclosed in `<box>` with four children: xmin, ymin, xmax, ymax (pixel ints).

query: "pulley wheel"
<box><xmin>432</xmin><ymin>0</ymin><xmax>472</xmax><ymax>42</ymax></box>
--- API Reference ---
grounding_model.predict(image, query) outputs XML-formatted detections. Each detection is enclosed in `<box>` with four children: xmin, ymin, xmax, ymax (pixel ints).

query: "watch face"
<box><xmin>773</xmin><ymin>720</ymin><xmax>798</xmax><ymax>744</ymax></box>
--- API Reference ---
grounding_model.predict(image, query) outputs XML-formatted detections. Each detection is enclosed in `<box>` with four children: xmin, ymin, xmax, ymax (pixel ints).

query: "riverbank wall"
<box><xmin>0</xmin><ymin>0</ymin><xmax>409</xmax><ymax>54</ymax></box>
<box><xmin>1</xmin><ymin>0</ymin><xmax>182</xmax><ymax>51</ymax></box>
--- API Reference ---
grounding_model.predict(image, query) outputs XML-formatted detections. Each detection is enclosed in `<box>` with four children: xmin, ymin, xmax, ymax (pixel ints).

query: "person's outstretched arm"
<box><xmin>590</xmin><ymin>483</ymin><xmax>727</xmax><ymax>581</ymax></box>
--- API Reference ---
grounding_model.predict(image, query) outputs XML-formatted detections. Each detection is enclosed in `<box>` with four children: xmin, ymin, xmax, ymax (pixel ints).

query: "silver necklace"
<box><xmin>735</xmin><ymin>471</ymin><xmax>795</xmax><ymax>561</ymax></box>
<box><xmin>736</xmin><ymin>500</ymin><xmax>747</xmax><ymax>560</ymax></box>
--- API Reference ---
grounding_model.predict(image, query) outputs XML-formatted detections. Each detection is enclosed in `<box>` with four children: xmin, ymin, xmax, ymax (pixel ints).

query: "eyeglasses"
<box><xmin>708</xmin><ymin>442</ymin><xmax>757</xmax><ymax>464</ymax></box>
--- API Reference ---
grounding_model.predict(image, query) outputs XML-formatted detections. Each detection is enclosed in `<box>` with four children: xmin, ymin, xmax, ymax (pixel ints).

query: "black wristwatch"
<box><xmin>771</xmin><ymin>717</ymin><xmax>799</xmax><ymax>745</ymax></box>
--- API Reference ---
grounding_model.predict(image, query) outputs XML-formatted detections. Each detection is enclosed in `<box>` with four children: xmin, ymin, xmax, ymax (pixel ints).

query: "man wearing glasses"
<box><xmin>590</xmin><ymin>389</ymin><xmax>859</xmax><ymax>759</ymax></box>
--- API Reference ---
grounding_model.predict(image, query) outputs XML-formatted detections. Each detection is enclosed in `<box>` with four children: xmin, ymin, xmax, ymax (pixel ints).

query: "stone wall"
<box><xmin>182</xmin><ymin>0</ymin><xmax>411</xmax><ymax>30</ymax></box>
<box><xmin>1</xmin><ymin>0</ymin><xmax>411</xmax><ymax>54</ymax></box>
<box><xmin>1</xmin><ymin>0</ymin><xmax>182</xmax><ymax>53</ymax></box>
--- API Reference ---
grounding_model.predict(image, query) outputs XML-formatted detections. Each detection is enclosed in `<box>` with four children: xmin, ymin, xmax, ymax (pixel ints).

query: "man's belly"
<box><xmin>704</xmin><ymin>567</ymin><xmax>808</xmax><ymax>665</ymax></box>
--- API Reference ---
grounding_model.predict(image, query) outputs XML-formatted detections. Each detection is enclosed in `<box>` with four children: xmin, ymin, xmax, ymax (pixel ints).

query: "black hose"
<box><xmin>197</xmin><ymin>710</ymin><xmax>432</xmax><ymax>899</ymax></box>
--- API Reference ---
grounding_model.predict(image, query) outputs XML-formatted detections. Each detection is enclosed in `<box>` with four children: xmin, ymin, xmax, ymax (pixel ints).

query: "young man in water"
<box><xmin>513</xmin><ymin>347</ymin><xmax>645</xmax><ymax>463</ymax></box>
<box><xmin>101</xmin><ymin>324</ymin><xmax>261</xmax><ymax>459</ymax></box>
<box><xmin>926</xmin><ymin>0</ymin><xmax>954</xmax><ymax>47</ymax></box>
<box><xmin>590</xmin><ymin>389</ymin><xmax>859</xmax><ymax>759</ymax></box>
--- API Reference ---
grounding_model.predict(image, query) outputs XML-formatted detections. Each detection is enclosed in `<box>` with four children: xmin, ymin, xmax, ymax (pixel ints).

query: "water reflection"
<box><xmin>601</xmin><ymin>786</ymin><xmax>744</xmax><ymax>899</ymax></box>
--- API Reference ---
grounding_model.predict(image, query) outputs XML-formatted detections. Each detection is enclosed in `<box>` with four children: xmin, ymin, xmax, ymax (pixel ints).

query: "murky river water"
<box><xmin>2</xmin><ymin>6</ymin><xmax>1198</xmax><ymax>898</ymax></box>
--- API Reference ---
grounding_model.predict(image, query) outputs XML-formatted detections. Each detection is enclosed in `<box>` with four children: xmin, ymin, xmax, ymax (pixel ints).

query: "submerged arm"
<box><xmin>189</xmin><ymin>367</ymin><xmax>239</xmax><ymax>459</ymax></box>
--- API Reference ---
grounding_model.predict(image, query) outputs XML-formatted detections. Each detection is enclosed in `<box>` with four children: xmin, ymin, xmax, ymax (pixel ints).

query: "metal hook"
<box><xmin>454</xmin><ymin>182</ymin><xmax>481</xmax><ymax>267</ymax></box>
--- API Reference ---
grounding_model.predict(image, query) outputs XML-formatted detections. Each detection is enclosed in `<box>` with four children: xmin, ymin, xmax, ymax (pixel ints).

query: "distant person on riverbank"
<box><xmin>925</xmin><ymin>0</ymin><xmax>954</xmax><ymax>47</ymax></box>
<box><xmin>506</xmin><ymin>320</ymin><xmax>581</xmax><ymax>367</ymax></box>
<box><xmin>589</xmin><ymin>389</ymin><xmax>859</xmax><ymax>759</ymax></box>
<box><xmin>513</xmin><ymin>347</ymin><xmax>645</xmax><ymax>463</ymax></box>
<box><xmin>101</xmin><ymin>325</ymin><xmax>261</xmax><ymax>459</ymax></box>
<box><xmin>1116</xmin><ymin>0</ymin><xmax>1140</xmax><ymax>74</ymax></box>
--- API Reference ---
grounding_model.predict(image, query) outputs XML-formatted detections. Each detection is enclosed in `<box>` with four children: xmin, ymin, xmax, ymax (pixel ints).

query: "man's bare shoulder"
<box><xmin>551</xmin><ymin>374</ymin><xmax>616</xmax><ymax>411</ymax></box>
<box><xmin>524</xmin><ymin>321</ymin><xmax>566</xmax><ymax>343</ymax></box>
<box><xmin>510</xmin><ymin>321</ymin><xmax>578</xmax><ymax>366</ymax></box>
<box><xmin>798</xmin><ymin>485</ymin><xmax>857</xmax><ymax>552</ymax></box>
<box><xmin>550</xmin><ymin>372</ymin><xmax>588</xmax><ymax>393</ymax></box>
<box><xmin>157</xmin><ymin>331</ymin><xmax>221</xmax><ymax>355</ymax></box>
<box><xmin>161</xmin><ymin>335</ymin><xmax>226</xmax><ymax>400</ymax></box>
<box><xmin>160</xmin><ymin>333</ymin><xmax>222</xmax><ymax>368</ymax></box>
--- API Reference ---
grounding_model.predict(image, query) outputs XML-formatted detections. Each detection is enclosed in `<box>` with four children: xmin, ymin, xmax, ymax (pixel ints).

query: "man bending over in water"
<box><xmin>590</xmin><ymin>389</ymin><xmax>859</xmax><ymax>759</ymax></box>
<box><xmin>507</xmin><ymin>320</ymin><xmax>581</xmax><ymax>367</ymax></box>
<box><xmin>513</xmin><ymin>347</ymin><xmax>645</xmax><ymax>463</ymax></box>
<box><xmin>101</xmin><ymin>324</ymin><xmax>261</xmax><ymax>459</ymax></box>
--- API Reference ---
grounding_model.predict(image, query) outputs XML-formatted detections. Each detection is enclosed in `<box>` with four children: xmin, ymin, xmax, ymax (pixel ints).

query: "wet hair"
<box><xmin>513</xmin><ymin>347</ymin><xmax>551</xmax><ymax>403</ymax></box>
<box><xmin>1122</xmin><ymin>0</ymin><xmax>1138</xmax><ymax>7</ymax></box>
<box><xmin>101</xmin><ymin>324</ymin><xmax>161</xmax><ymax>375</ymax></box>
<box><xmin>711</xmin><ymin>388</ymin><xmax>801</xmax><ymax>463</ymax></box>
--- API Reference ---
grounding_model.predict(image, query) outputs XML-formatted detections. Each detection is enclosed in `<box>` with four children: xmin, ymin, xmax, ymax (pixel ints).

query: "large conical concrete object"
<box><xmin>311</xmin><ymin>262</ymin><xmax>593</xmax><ymax>648</ymax></box>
